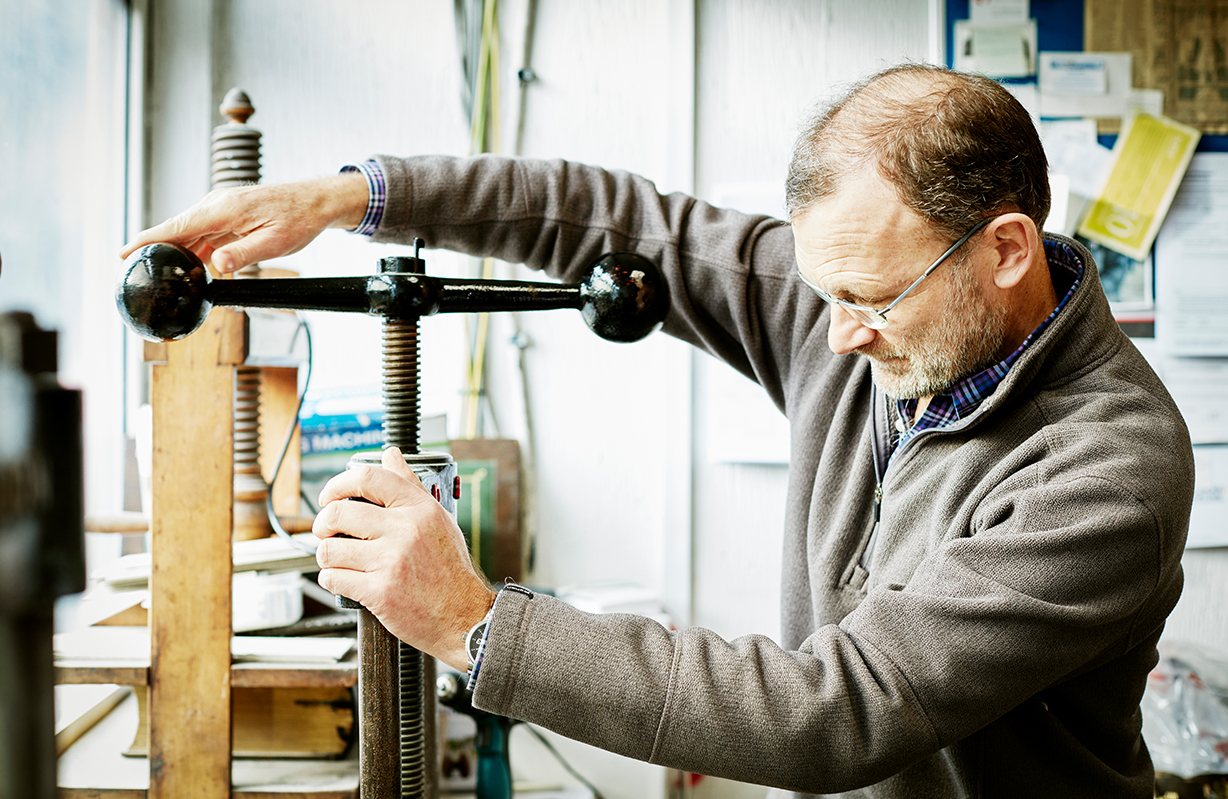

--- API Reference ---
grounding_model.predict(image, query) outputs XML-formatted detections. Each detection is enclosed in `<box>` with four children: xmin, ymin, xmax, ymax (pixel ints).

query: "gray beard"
<box><xmin>866</xmin><ymin>291</ymin><xmax>1010</xmax><ymax>400</ymax></box>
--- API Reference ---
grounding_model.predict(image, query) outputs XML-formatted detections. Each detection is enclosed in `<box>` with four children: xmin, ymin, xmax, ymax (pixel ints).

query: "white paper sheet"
<box><xmin>969</xmin><ymin>0</ymin><xmax>1030</xmax><ymax>24</ymax></box>
<box><xmin>1189</xmin><ymin>445</ymin><xmax>1228</xmax><ymax>548</ymax></box>
<box><xmin>1041</xmin><ymin>119</ymin><xmax>1113</xmax><ymax>198</ymax></box>
<box><xmin>1005</xmin><ymin>82</ymin><xmax>1040</xmax><ymax>127</ymax></box>
<box><xmin>954</xmin><ymin>20</ymin><xmax>1037</xmax><ymax>78</ymax></box>
<box><xmin>1046</xmin><ymin>173</ymin><xmax>1072</xmax><ymax>235</ymax></box>
<box><xmin>1043</xmin><ymin>53</ymin><xmax>1108</xmax><ymax>94</ymax></box>
<box><xmin>1129</xmin><ymin>88</ymin><xmax>1165</xmax><ymax>117</ymax></box>
<box><xmin>1155</xmin><ymin>153</ymin><xmax>1228</xmax><ymax>356</ymax></box>
<box><xmin>1039</xmin><ymin>52</ymin><xmax>1132</xmax><ymax>119</ymax></box>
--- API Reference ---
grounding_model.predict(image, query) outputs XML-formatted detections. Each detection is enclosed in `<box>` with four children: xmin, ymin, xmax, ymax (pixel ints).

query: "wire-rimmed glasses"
<box><xmin>797</xmin><ymin>217</ymin><xmax>993</xmax><ymax>330</ymax></box>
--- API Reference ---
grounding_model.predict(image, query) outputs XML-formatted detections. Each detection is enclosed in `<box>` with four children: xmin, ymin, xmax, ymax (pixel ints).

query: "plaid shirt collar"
<box><xmin>894</xmin><ymin>239</ymin><xmax>1084</xmax><ymax>450</ymax></box>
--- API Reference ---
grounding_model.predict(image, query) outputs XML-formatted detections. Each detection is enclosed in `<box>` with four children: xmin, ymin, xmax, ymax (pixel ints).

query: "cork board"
<box><xmin>1087</xmin><ymin>0</ymin><xmax>1228</xmax><ymax>133</ymax></box>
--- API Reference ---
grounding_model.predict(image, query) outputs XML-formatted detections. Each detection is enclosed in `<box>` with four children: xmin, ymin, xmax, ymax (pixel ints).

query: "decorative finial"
<box><xmin>219</xmin><ymin>87</ymin><xmax>254</xmax><ymax>125</ymax></box>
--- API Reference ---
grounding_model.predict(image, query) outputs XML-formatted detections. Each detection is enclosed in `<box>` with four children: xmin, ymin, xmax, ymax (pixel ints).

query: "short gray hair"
<box><xmin>785</xmin><ymin>64</ymin><xmax>1050</xmax><ymax>241</ymax></box>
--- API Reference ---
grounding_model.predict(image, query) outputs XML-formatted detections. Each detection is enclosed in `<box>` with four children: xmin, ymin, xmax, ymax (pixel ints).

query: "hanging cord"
<box><xmin>523</xmin><ymin>725</ymin><xmax>607</xmax><ymax>799</ymax></box>
<box><xmin>460</xmin><ymin>0</ymin><xmax>501</xmax><ymax>440</ymax></box>
<box><xmin>508</xmin><ymin>0</ymin><xmax>540</xmax><ymax>572</ymax></box>
<box><xmin>264</xmin><ymin>312</ymin><xmax>317</xmax><ymax>554</ymax></box>
<box><xmin>454</xmin><ymin>0</ymin><xmax>483</xmax><ymax>118</ymax></box>
<box><xmin>512</xmin><ymin>0</ymin><xmax>537</xmax><ymax>158</ymax></box>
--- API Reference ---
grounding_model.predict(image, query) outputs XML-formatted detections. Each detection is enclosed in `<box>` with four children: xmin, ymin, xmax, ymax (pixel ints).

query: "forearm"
<box><xmin>323</xmin><ymin>170</ymin><xmax>371</xmax><ymax>231</ymax></box>
<box><xmin>472</xmin><ymin>591</ymin><xmax>938</xmax><ymax>794</ymax></box>
<box><xmin>369</xmin><ymin>153</ymin><xmax>813</xmax><ymax>406</ymax></box>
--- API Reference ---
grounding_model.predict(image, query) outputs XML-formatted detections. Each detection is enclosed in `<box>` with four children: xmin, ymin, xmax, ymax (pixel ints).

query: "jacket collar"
<box><xmin>967</xmin><ymin>233</ymin><xmax>1124</xmax><ymax>420</ymax></box>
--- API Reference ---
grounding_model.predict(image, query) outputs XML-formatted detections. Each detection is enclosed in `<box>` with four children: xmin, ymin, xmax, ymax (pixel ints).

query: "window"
<box><xmin>1</xmin><ymin>0</ymin><xmax>134</xmax><ymax>527</ymax></box>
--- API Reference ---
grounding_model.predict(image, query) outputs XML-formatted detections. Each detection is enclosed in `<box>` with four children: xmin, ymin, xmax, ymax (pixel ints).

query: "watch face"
<box><xmin>467</xmin><ymin>621</ymin><xmax>487</xmax><ymax>664</ymax></box>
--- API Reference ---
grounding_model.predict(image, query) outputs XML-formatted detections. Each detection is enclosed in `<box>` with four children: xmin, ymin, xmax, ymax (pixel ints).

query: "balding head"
<box><xmin>786</xmin><ymin>64</ymin><xmax>1049</xmax><ymax>241</ymax></box>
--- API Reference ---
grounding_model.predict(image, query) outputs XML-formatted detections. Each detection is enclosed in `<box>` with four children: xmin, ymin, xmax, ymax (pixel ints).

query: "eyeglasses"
<box><xmin>797</xmin><ymin>217</ymin><xmax>993</xmax><ymax>330</ymax></box>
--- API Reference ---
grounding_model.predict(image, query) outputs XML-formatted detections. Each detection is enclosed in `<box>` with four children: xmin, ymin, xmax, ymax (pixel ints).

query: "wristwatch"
<box><xmin>464</xmin><ymin>612</ymin><xmax>491</xmax><ymax>669</ymax></box>
<box><xmin>463</xmin><ymin>583</ymin><xmax>534</xmax><ymax>671</ymax></box>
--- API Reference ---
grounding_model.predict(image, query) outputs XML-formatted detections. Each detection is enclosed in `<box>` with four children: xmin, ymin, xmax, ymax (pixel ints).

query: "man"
<box><xmin>122</xmin><ymin>64</ymin><xmax>1193</xmax><ymax>797</ymax></box>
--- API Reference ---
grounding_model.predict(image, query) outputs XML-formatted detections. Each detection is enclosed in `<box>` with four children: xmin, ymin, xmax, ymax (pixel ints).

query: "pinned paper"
<box><xmin>1004</xmin><ymin>82</ymin><xmax>1040</xmax><ymax>127</ymax></box>
<box><xmin>1042</xmin><ymin>54</ymin><xmax>1108</xmax><ymax>94</ymax></box>
<box><xmin>1128</xmin><ymin>88</ymin><xmax>1165</xmax><ymax>117</ymax></box>
<box><xmin>1046</xmin><ymin>173</ymin><xmax>1073</xmax><ymax>235</ymax></box>
<box><xmin>1041</xmin><ymin>119</ymin><xmax>1112</xmax><ymax>199</ymax></box>
<box><xmin>1154</xmin><ymin>153</ymin><xmax>1228</xmax><ymax>356</ymax></box>
<box><xmin>953</xmin><ymin>20</ymin><xmax>1037</xmax><ymax>78</ymax></box>
<box><xmin>1039</xmin><ymin>52</ymin><xmax>1132</xmax><ymax>119</ymax></box>
<box><xmin>969</xmin><ymin>0</ymin><xmax>1030</xmax><ymax>24</ymax></box>
<box><xmin>1078</xmin><ymin>110</ymin><xmax>1201</xmax><ymax>261</ymax></box>
<box><xmin>1190</xmin><ymin>445</ymin><xmax>1228</xmax><ymax>547</ymax></box>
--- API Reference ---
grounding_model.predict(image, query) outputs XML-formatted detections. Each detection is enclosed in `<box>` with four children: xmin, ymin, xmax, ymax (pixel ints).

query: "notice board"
<box><xmin>1086</xmin><ymin>0</ymin><xmax>1228</xmax><ymax>134</ymax></box>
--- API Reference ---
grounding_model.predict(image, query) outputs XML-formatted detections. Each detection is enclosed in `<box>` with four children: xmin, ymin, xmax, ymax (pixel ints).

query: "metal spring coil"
<box><xmin>382</xmin><ymin>316</ymin><xmax>427</xmax><ymax>794</ymax></box>
<box><xmin>400</xmin><ymin>642</ymin><xmax>427</xmax><ymax>796</ymax></box>
<box><xmin>381</xmin><ymin>319</ymin><xmax>421</xmax><ymax>454</ymax></box>
<box><xmin>211</xmin><ymin>125</ymin><xmax>261</xmax><ymax>189</ymax></box>
<box><xmin>233</xmin><ymin>366</ymin><xmax>261</xmax><ymax>479</ymax></box>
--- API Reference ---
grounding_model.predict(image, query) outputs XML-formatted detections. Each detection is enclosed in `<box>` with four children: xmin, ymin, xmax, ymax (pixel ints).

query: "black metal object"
<box><xmin>116</xmin><ymin>243</ymin><xmax>669</xmax><ymax>344</ymax></box>
<box><xmin>0</xmin><ymin>312</ymin><xmax>86</xmax><ymax>799</ymax></box>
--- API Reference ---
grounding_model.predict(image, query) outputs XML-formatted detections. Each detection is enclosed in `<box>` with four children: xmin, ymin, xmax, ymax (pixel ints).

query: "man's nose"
<box><xmin>827</xmin><ymin>303</ymin><xmax>878</xmax><ymax>355</ymax></box>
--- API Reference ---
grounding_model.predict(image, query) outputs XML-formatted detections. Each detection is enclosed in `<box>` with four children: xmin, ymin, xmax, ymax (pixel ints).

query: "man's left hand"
<box><xmin>312</xmin><ymin>447</ymin><xmax>496</xmax><ymax>672</ymax></box>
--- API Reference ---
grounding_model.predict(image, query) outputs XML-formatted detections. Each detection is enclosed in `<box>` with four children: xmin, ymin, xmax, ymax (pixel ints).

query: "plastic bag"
<box><xmin>1143</xmin><ymin>642</ymin><xmax>1228</xmax><ymax>779</ymax></box>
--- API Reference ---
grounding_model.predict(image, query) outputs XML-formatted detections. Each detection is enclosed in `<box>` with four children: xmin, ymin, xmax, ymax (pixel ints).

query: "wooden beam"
<box><xmin>148</xmin><ymin>306</ymin><xmax>240</xmax><ymax>798</ymax></box>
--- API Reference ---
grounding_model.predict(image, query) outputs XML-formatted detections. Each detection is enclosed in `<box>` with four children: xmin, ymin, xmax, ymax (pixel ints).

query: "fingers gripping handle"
<box><xmin>116</xmin><ymin>243</ymin><xmax>669</xmax><ymax>341</ymax></box>
<box><xmin>332</xmin><ymin>452</ymin><xmax>459</xmax><ymax>610</ymax></box>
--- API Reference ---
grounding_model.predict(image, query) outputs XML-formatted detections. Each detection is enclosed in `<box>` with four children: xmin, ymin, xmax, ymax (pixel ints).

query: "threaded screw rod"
<box><xmin>378</xmin><ymin>250</ymin><xmax>432</xmax><ymax>798</ymax></box>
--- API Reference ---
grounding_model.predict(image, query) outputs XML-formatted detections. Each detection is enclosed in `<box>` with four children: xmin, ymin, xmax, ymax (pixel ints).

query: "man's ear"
<box><xmin>984</xmin><ymin>213</ymin><xmax>1040</xmax><ymax>290</ymax></box>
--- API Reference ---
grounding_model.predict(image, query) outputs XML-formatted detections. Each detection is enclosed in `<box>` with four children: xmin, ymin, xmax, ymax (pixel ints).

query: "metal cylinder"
<box><xmin>353</xmin><ymin>244</ymin><xmax>444</xmax><ymax>797</ymax></box>
<box><xmin>355</xmin><ymin>608</ymin><xmax>401</xmax><ymax>794</ymax></box>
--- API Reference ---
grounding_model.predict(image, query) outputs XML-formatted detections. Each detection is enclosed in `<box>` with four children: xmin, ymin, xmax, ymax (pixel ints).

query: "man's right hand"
<box><xmin>119</xmin><ymin>171</ymin><xmax>370</xmax><ymax>273</ymax></box>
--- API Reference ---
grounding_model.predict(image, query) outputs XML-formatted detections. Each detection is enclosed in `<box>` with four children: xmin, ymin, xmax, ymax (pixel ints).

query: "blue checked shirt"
<box><xmin>340</xmin><ymin>160</ymin><xmax>386</xmax><ymax>236</ymax></box>
<box><xmin>893</xmin><ymin>239</ymin><xmax>1084</xmax><ymax>453</ymax></box>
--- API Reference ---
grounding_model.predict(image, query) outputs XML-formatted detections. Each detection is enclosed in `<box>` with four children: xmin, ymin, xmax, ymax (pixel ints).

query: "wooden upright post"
<box><xmin>148</xmin><ymin>306</ymin><xmax>244</xmax><ymax>797</ymax></box>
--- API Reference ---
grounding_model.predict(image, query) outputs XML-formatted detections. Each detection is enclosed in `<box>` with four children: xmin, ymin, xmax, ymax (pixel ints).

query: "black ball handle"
<box><xmin>116</xmin><ymin>243</ymin><xmax>669</xmax><ymax>343</ymax></box>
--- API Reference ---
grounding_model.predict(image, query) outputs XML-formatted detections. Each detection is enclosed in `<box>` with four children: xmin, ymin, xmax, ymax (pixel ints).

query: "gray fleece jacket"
<box><xmin>369</xmin><ymin>153</ymin><xmax>1194</xmax><ymax>798</ymax></box>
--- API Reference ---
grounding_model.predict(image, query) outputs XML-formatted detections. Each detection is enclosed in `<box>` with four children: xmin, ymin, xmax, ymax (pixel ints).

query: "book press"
<box><xmin>112</xmin><ymin>192</ymin><xmax>668</xmax><ymax>799</ymax></box>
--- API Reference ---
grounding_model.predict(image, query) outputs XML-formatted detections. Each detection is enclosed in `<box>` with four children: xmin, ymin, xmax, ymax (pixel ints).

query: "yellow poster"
<box><xmin>1078</xmin><ymin>111</ymin><xmax>1201</xmax><ymax>261</ymax></box>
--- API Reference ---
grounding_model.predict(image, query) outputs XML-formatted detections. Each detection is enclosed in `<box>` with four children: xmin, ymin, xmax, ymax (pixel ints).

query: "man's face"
<box><xmin>793</xmin><ymin>172</ymin><xmax>1008</xmax><ymax>399</ymax></box>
